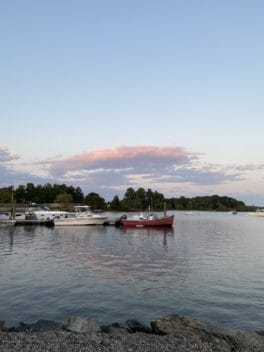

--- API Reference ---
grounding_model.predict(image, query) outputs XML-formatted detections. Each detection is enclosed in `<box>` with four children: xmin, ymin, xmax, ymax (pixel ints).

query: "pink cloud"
<box><xmin>0</xmin><ymin>146</ymin><xmax>20</xmax><ymax>162</ymax></box>
<box><xmin>50</xmin><ymin>145</ymin><xmax>194</xmax><ymax>176</ymax></box>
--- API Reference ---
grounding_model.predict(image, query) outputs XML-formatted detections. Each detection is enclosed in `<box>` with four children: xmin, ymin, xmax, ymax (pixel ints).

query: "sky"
<box><xmin>1</xmin><ymin>0</ymin><xmax>264</xmax><ymax>205</ymax></box>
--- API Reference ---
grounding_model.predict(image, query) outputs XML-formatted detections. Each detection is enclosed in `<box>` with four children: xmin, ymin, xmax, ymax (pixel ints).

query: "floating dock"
<box><xmin>15</xmin><ymin>219</ymin><xmax>54</xmax><ymax>226</ymax></box>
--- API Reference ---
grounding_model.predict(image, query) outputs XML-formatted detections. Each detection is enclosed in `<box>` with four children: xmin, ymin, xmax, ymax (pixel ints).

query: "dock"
<box><xmin>15</xmin><ymin>219</ymin><xmax>54</xmax><ymax>226</ymax></box>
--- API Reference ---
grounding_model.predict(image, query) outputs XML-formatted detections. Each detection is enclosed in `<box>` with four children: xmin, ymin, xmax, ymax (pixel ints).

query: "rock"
<box><xmin>229</xmin><ymin>330</ymin><xmax>264</xmax><ymax>351</ymax></box>
<box><xmin>126</xmin><ymin>319</ymin><xmax>152</xmax><ymax>333</ymax></box>
<box><xmin>65</xmin><ymin>316</ymin><xmax>101</xmax><ymax>334</ymax></box>
<box><xmin>151</xmin><ymin>314</ymin><xmax>239</xmax><ymax>351</ymax></box>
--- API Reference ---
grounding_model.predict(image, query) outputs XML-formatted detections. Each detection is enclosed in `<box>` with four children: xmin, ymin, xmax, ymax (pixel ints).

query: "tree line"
<box><xmin>0</xmin><ymin>183</ymin><xmax>256</xmax><ymax>211</ymax></box>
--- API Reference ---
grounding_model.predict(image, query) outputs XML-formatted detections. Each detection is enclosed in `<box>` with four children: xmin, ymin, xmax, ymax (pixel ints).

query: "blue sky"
<box><xmin>1</xmin><ymin>1</ymin><xmax>264</xmax><ymax>205</ymax></box>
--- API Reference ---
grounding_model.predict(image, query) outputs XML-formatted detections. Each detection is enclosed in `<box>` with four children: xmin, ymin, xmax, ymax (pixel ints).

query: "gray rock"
<box><xmin>66</xmin><ymin>316</ymin><xmax>101</xmax><ymax>334</ymax></box>
<box><xmin>151</xmin><ymin>314</ymin><xmax>238</xmax><ymax>351</ymax></box>
<box><xmin>229</xmin><ymin>330</ymin><xmax>264</xmax><ymax>351</ymax></box>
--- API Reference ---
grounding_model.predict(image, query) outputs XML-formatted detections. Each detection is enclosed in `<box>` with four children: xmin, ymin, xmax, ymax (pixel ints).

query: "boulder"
<box><xmin>151</xmin><ymin>314</ymin><xmax>238</xmax><ymax>351</ymax></box>
<box><xmin>229</xmin><ymin>330</ymin><xmax>264</xmax><ymax>351</ymax></box>
<box><xmin>65</xmin><ymin>316</ymin><xmax>101</xmax><ymax>334</ymax></box>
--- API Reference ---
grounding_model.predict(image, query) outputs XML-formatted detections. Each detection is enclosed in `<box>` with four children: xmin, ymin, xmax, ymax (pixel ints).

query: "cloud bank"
<box><xmin>47</xmin><ymin>145</ymin><xmax>241</xmax><ymax>190</ymax></box>
<box><xmin>0</xmin><ymin>145</ymin><xmax>262</xmax><ymax>204</ymax></box>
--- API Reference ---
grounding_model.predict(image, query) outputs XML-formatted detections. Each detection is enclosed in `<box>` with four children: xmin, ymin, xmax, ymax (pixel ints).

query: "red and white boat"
<box><xmin>120</xmin><ymin>212</ymin><xmax>174</xmax><ymax>228</ymax></box>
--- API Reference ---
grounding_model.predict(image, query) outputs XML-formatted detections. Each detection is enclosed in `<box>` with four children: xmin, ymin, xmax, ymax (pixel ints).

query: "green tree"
<box><xmin>14</xmin><ymin>185</ymin><xmax>26</xmax><ymax>203</ymax></box>
<box><xmin>85</xmin><ymin>192</ymin><xmax>106</xmax><ymax>210</ymax></box>
<box><xmin>0</xmin><ymin>186</ymin><xmax>13</xmax><ymax>204</ymax></box>
<box><xmin>121</xmin><ymin>187</ymin><xmax>140</xmax><ymax>210</ymax></box>
<box><xmin>110</xmin><ymin>195</ymin><xmax>121</xmax><ymax>210</ymax></box>
<box><xmin>55</xmin><ymin>193</ymin><xmax>73</xmax><ymax>208</ymax></box>
<box><xmin>25</xmin><ymin>183</ymin><xmax>36</xmax><ymax>203</ymax></box>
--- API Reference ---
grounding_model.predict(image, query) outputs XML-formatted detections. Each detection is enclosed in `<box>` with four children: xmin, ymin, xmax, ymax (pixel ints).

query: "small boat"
<box><xmin>120</xmin><ymin>205</ymin><xmax>174</xmax><ymax>228</ymax></box>
<box><xmin>0</xmin><ymin>219</ymin><xmax>16</xmax><ymax>227</ymax></box>
<box><xmin>15</xmin><ymin>204</ymin><xmax>68</xmax><ymax>221</ymax></box>
<box><xmin>54</xmin><ymin>205</ymin><xmax>108</xmax><ymax>226</ymax></box>
<box><xmin>248</xmin><ymin>209</ymin><xmax>264</xmax><ymax>217</ymax></box>
<box><xmin>120</xmin><ymin>214</ymin><xmax>174</xmax><ymax>228</ymax></box>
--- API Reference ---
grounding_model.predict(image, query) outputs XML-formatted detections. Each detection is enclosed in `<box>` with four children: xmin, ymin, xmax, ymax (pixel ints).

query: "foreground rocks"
<box><xmin>1</xmin><ymin>314</ymin><xmax>264</xmax><ymax>351</ymax></box>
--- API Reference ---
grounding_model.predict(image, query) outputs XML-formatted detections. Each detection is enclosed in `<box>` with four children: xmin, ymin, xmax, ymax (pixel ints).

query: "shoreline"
<box><xmin>1</xmin><ymin>314</ymin><xmax>264</xmax><ymax>351</ymax></box>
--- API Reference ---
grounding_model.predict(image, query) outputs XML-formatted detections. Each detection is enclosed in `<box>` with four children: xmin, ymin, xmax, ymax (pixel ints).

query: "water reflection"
<box><xmin>0</xmin><ymin>226</ymin><xmax>16</xmax><ymax>252</ymax></box>
<box><xmin>121</xmin><ymin>226</ymin><xmax>174</xmax><ymax>251</ymax></box>
<box><xmin>121</xmin><ymin>226</ymin><xmax>175</xmax><ymax>236</ymax></box>
<box><xmin>2</xmin><ymin>213</ymin><xmax>264</xmax><ymax>330</ymax></box>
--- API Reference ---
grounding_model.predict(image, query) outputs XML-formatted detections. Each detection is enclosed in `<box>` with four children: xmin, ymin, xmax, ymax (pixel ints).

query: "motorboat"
<box><xmin>54</xmin><ymin>205</ymin><xmax>108</xmax><ymax>226</ymax></box>
<box><xmin>248</xmin><ymin>209</ymin><xmax>264</xmax><ymax>217</ymax></box>
<box><xmin>15</xmin><ymin>204</ymin><xmax>68</xmax><ymax>221</ymax></box>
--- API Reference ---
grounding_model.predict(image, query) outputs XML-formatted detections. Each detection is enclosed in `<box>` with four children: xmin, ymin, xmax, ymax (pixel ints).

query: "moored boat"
<box><xmin>54</xmin><ymin>205</ymin><xmax>108</xmax><ymax>226</ymax></box>
<box><xmin>0</xmin><ymin>219</ymin><xmax>16</xmax><ymax>227</ymax></box>
<box><xmin>120</xmin><ymin>206</ymin><xmax>174</xmax><ymax>228</ymax></box>
<box><xmin>15</xmin><ymin>204</ymin><xmax>68</xmax><ymax>221</ymax></box>
<box><xmin>248</xmin><ymin>209</ymin><xmax>264</xmax><ymax>217</ymax></box>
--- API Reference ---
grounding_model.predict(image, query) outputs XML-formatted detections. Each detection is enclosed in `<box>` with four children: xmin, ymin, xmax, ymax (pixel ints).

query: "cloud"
<box><xmin>0</xmin><ymin>164</ymin><xmax>46</xmax><ymax>188</ymax></box>
<box><xmin>1</xmin><ymin>145</ymin><xmax>262</xmax><ymax>204</ymax></box>
<box><xmin>142</xmin><ymin>166</ymin><xmax>242</xmax><ymax>185</ymax></box>
<box><xmin>49</xmin><ymin>146</ymin><xmax>196</xmax><ymax>176</ymax></box>
<box><xmin>47</xmin><ymin>145</ymin><xmax>242</xmax><ymax>189</ymax></box>
<box><xmin>0</xmin><ymin>146</ymin><xmax>20</xmax><ymax>162</ymax></box>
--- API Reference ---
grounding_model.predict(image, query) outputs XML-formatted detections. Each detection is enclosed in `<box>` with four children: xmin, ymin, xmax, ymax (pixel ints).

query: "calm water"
<box><xmin>1</xmin><ymin>211</ymin><xmax>264</xmax><ymax>330</ymax></box>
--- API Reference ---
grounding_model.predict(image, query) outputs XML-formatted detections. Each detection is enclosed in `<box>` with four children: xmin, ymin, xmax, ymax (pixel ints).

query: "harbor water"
<box><xmin>1</xmin><ymin>211</ymin><xmax>264</xmax><ymax>330</ymax></box>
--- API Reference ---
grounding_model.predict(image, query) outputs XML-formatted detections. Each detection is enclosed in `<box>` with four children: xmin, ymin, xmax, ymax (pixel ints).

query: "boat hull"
<box><xmin>54</xmin><ymin>217</ymin><xmax>108</xmax><ymax>226</ymax></box>
<box><xmin>121</xmin><ymin>215</ymin><xmax>174</xmax><ymax>228</ymax></box>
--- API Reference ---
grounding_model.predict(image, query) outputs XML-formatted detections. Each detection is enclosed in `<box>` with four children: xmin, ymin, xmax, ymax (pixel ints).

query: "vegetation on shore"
<box><xmin>0</xmin><ymin>183</ymin><xmax>256</xmax><ymax>212</ymax></box>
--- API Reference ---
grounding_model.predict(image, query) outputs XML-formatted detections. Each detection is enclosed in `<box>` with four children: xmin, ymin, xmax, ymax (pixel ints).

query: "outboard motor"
<box><xmin>115</xmin><ymin>214</ymin><xmax>127</xmax><ymax>227</ymax></box>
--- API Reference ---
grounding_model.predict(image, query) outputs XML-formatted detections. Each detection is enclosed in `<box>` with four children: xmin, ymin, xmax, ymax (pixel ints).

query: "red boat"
<box><xmin>120</xmin><ymin>214</ymin><xmax>174</xmax><ymax>228</ymax></box>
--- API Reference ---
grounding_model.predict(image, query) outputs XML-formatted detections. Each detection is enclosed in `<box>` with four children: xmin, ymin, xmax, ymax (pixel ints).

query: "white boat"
<box><xmin>15</xmin><ymin>205</ymin><xmax>68</xmax><ymax>221</ymax></box>
<box><xmin>0</xmin><ymin>219</ymin><xmax>15</xmax><ymax>227</ymax></box>
<box><xmin>248</xmin><ymin>209</ymin><xmax>264</xmax><ymax>217</ymax></box>
<box><xmin>54</xmin><ymin>205</ymin><xmax>108</xmax><ymax>226</ymax></box>
<box><xmin>0</xmin><ymin>211</ymin><xmax>16</xmax><ymax>227</ymax></box>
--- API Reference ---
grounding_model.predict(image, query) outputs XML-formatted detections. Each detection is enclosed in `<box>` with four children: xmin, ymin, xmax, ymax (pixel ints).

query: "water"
<box><xmin>1</xmin><ymin>211</ymin><xmax>264</xmax><ymax>330</ymax></box>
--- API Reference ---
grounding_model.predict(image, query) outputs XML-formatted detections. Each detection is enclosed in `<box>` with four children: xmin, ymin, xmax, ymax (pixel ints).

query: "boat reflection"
<box><xmin>121</xmin><ymin>226</ymin><xmax>175</xmax><ymax>236</ymax></box>
<box><xmin>120</xmin><ymin>226</ymin><xmax>174</xmax><ymax>251</ymax></box>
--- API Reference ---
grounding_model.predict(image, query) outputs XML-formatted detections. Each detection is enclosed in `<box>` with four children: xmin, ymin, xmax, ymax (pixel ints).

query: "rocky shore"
<box><xmin>1</xmin><ymin>314</ymin><xmax>264</xmax><ymax>352</ymax></box>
